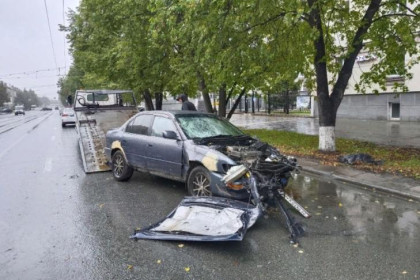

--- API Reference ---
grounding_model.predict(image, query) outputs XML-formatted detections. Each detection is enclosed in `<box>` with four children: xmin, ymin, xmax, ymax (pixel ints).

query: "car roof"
<box><xmin>138</xmin><ymin>110</ymin><xmax>219</xmax><ymax>118</ymax></box>
<box><xmin>75</xmin><ymin>89</ymin><xmax>132</xmax><ymax>95</ymax></box>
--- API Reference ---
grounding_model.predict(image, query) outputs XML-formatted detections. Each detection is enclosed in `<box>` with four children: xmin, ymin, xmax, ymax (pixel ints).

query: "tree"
<box><xmin>0</xmin><ymin>81</ymin><xmax>10</xmax><ymax>106</ymax></box>
<box><xmin>57</xmin><ymin>64</ymin><xmax>85</xmax><ymax>105</ymax></box>
<box><xmin>13</xmin><ymin>89</ymin><xmax>40</xmax><ymax>110</ymax></box>
<box><xmin>63</xmin><ymin>0</ymin><xmax>419</xmax><ymax>150</ymax></box>
<box><xmin>302</xmin><ymin>0</ymin><xmax>419</xmax><ymax>151</ymax></box>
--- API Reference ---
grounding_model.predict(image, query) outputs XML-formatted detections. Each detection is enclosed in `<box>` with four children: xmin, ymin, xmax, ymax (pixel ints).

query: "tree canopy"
<box><xmin>59</xmin><ymin>0</ymin><xmax>419</xmax><ymax>150</ymax></box>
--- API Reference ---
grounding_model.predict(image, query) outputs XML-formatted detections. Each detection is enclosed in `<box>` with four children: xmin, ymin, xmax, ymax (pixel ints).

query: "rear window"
<box><xmin>126</xmin><ymin>114</ymin><xmax>153</xmax><ymax>135</ymax></box>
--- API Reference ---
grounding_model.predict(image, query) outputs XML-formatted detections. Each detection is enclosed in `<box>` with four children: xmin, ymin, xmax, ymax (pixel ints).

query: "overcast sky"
<box><xmin>0</xmin><ymin>0</ymin><xmax>80</xmax><ymax>100</ymax></box>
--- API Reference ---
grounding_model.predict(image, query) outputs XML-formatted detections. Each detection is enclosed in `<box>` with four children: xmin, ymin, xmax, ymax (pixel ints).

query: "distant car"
<box><xmin>61</xmin><ymin>108</ymin><xmax>76</xmax><ymax>127</ymax></box>
<box><xmin>14</xmin><ymin>105</ymin><xmax>25</xmax><ymax>115</ymax></box>
<box><xmin>41</xmin><ymin>107</ymin><xmax>53</xmax><ymax>111</ymax></box>
<box><xmin>0</xmin><ymin>107</ymin><xmax>12</xmax><ymax>114</ymax></box>
<box><xmin>105</xmin><ymin>111</ymin><xmax>287</xmax><ymax>200</ymax></box>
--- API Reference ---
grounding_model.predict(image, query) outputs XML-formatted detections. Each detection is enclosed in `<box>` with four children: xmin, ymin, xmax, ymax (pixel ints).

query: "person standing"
<box><xmin>176</xmin><ymin>94</ymin><xmax>197</xmax><ymax>111</ymax></box>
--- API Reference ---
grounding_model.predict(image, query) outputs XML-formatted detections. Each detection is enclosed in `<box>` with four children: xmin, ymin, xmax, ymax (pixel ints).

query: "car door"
<box><xmin>122</xmin><ymin>114</ymin><xmax>153</xmax><ymax>170</ymax></box>
<box><xmin>145</xmin><ymin>116</ymin><xmax>183</xmax><ymax>179</ymax></box>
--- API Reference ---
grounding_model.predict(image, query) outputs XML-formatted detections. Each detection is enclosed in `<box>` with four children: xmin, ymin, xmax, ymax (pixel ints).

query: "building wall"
<box><xmin>312</xmin><ymin>92</ymin><xmax>420</xmax><ymax>121</ymax></box>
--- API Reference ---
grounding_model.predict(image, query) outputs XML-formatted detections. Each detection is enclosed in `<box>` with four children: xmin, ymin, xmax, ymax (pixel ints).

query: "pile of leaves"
<box><xmin>245</xmin><ymin>129</ymin><xmax>420</xmax><ymax>179</ymax></box>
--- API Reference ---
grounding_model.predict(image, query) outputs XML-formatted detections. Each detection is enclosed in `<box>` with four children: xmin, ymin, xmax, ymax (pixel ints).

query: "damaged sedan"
<box><xmin>105</xmin><ymin>111</ymin><xmax>310</xmax><ymax>242</ymax></box>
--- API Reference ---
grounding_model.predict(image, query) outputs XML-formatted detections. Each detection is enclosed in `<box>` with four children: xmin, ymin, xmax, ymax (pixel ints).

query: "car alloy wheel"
<box><xmin>111</xmin><ymin>150</ymin><xmax>133</xmax><ymax>181</ymax></box>
<box><xmin>187</xmin><ymin>166</ymin><xmax>212</xmax><ymax>196</ymax></box>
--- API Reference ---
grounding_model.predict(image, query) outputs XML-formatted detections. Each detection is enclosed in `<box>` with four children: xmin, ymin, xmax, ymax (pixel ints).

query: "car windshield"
<box><xmin>176</xmin><ymin>115</ymin><xmax>244</xmax><ymax>139</ymax></box>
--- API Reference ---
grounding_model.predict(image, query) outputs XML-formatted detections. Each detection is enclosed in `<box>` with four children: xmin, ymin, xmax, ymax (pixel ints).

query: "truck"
<box><xmin>73</xmin><ymin>89</ymin><xmax>139</xmax><ymax>173</ymax></box>
<box><xmin>14</xmin><ymin>105</ymin><xmax>25</xmax><ymax>115</ymax></box>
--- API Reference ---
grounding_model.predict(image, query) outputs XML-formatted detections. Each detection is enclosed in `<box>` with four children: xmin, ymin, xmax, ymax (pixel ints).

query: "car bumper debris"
<box><xmin>132</xmin><ymin>152</ymin><xmax>311</xmax><ymax>243</ymax></box>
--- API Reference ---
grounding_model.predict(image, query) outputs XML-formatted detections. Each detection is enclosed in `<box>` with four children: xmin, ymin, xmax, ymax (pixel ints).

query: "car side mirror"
<box><xmin>163</xmin><ymin>130</ymin><xmax>179</xmax><ymax>140</ymax></box>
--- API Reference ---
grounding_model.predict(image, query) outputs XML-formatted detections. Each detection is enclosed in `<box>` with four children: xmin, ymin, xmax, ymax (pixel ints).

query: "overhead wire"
<box><xmin>43</xmin><ymin>0</ymin><xmax>59</xmax><ymax>72</ymax></box>
<box><xmin>0</xmin><ymin>67</ymin><xmax>66</xmax><ymax>78</ymax></box>
<box><xmin>63</xmin><ymin>0</ymin><xmax>67</xmax><ymax>73</ymax></box>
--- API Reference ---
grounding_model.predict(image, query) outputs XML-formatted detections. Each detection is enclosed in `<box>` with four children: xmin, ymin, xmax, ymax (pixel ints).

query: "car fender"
<box><xmin>110</xmin><ymin>140</ymin><xmax>128</xmax><ymax>160</ymax></box>
<box><xmin>187</xmin><ymin>144</ymin><xmax>236</xmax><ymax>173</ymax></box>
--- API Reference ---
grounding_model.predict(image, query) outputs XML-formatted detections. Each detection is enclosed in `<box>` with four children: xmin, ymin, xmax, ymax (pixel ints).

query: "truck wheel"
<box><xmin>187</xmin><ymin>166</ymin><xmax>212</xmax><ymax>196</ymax></box>
<box><xmin>112</xmin><ymin>150</ymin><xmax>133</xmax><ymax>181</ymax></box>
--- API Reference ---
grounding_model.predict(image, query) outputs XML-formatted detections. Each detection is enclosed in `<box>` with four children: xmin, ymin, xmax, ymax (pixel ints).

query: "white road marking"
<box><xmin>44</xmin><ymin>158</ymin><xmax>53</xmax><ymax>172</ymax></box>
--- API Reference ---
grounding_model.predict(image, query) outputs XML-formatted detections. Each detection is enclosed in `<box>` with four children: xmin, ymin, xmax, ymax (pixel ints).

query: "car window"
<box><xmin>176</xmin><ymin>115</ymin><xmax>244</xmax><ymax>139</ymax></box>
<box><xmin>62</xmin><ymin>109</ymin><xmax>74</xmax><ymax>114</ymax></box>
<box><xmin>151</xmin><ymin>116</ymin><xmax>177</xmax><ymax>137</ymax></box>
<box><xmin>126</xmin><ymin>114</ymin><xmax>153</xmax><ymax>135</ymax></box>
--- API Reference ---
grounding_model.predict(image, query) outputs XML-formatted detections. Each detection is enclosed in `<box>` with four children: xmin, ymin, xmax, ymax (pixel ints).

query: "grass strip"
<box><xmin>244</xmin><ymin>129</ymin><xmax>420</xmax><ymax>179</ymax></box>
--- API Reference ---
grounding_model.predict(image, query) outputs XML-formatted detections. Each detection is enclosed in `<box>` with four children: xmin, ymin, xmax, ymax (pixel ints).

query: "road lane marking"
<box><xmin>44</xmin><ymin>158</ymin><xmax>53</xmax><ymax>172</ymax></box>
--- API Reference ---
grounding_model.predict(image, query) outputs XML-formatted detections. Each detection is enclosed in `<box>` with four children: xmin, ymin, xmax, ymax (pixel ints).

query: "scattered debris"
<box><xmin>338</xmin><ymin>153</ymin><xmax>383</xmax><ymax>165</ymax></box>
<box><xmin>131</xmin><ymin>151</ymin><xmax>311</xmax><ymax>243</ymax></box>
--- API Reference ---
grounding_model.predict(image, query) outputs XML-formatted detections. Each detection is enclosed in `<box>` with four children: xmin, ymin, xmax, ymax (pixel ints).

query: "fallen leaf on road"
<box><xmin>338</xmin><ymin>203</ymin><xmax>343</xmax><ymax>207</ymax></box>
<box><xmin>178</xmin><ymin>244</ymin><xmax>184</xmax><ymax>248</ymax></box>
<box><xmin>184</xmin><ymin>267</ymin><xmax>190</xmax><ymax>272</ymax></box>
<box><xmin>402</xmin><ymin>270</ymin><xmax>407</xmax><ymax>275</ymax></box>
<box><xmin>127</xmin><ymin>265</ymin><xmax>133</xmax><ymax>270</ymax></box>
<box><xmin>99</xmin><ymin>203</ymin><xmax>105</xmax><ymax>209</ymax></box>
<box><xmin>157</xmin><ymin>260</ymin><xmax>161</xmax><ymax>264</ymax></box>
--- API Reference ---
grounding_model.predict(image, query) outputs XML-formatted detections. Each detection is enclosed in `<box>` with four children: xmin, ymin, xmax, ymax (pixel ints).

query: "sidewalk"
<box><xmin>229</xmin><ymin>113</ymin><xmax>420</xmax><ymax>201</ymax></box>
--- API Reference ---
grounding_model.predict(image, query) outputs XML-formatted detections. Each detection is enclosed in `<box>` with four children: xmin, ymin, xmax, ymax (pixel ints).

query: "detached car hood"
<box><xmin>131</xmin><ymin>196</ymin><xmax>261</xmax><ymax>242</ymax></box>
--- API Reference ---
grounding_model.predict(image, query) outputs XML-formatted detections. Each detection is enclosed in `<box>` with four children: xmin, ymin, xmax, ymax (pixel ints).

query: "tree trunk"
<box><xmin>197</xmin><ymin>71</ymin><xmax>213</xmax><ymax>113</ymax></box>
<box><xmin>227</xmin><ymin>88</ymin><xmax>246</xmax><ymax>120</ymax></box>
<box><xmin>218</xmin><ymin>83</ymin><xmax>227</xmax><ymax>117</ymax></box>
<box><xmin>307</xmin><ymin>0</ymin><xmax>382</xmax><ymax>152</ymax></box>
<box><xmin>143</xmin><ymin>89</ymin><xmax>154</xmax><ymax>110</ymax></box>
<box><xmin>155</xmin><ymin>92</ymin><xmax>163</xmax><ymax>110</ymax></box>
<box><xmin>284</xmin><ymin>89</ymin><xmax>290</xmax><ymax>114</ymax></box>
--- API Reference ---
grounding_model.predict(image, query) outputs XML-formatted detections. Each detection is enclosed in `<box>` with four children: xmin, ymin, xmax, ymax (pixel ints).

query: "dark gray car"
<box><xmin>105</xmin><ymin>111</ymin><xmax>280</xmax><ymax>200</ymax></box>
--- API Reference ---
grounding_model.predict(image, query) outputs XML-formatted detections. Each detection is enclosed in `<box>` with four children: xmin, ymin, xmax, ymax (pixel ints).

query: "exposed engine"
<box><xmin>220</xmin><ymin>141</ymin><xmax>309</xmax><ymax>243</ymax></box>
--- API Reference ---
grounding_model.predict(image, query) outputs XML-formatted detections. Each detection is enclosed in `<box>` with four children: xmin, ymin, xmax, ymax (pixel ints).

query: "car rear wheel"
<box><xmin>187</xmin><ymin>166</ymin><xmax>212</xmax><ymax>196</ymax></box>
<box><xmin>112</xmin><ymin>150</ymin><xmax>133</xmax><ymax>181</ymax></box>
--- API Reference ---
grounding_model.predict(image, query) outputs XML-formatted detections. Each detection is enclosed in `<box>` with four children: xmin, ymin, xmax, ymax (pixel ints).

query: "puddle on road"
<box><xmin>287</xmin><ymin>173</ymin><xmax>420</xmax><ymax>247</ymax></box>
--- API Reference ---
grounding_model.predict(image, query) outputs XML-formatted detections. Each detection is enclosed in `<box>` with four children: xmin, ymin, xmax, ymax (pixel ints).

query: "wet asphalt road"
<box><xmin>0</xmin><ymin>111</ymin><xmax>419</xmax><ymax>280</ymax></box>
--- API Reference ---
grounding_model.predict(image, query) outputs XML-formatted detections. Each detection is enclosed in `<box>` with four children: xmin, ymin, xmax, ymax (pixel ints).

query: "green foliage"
<box><xmin>57</xmin><ymin>65</ymin><xmax>84</xmax><ymax>105</ymax></box>
<box><xmin>59</xmin><ymin>0</ymin><xmax>419</xmax><ymax>121</ymax></box>
<box><xmin>13</xmin><ymin>89</ymin><xmax>41</xmax><ymax>110</ymax></box>
<box><xmin>0</xmin><ymin>81</ymin><xmax>10</xmax><ymax>106</ymax></box>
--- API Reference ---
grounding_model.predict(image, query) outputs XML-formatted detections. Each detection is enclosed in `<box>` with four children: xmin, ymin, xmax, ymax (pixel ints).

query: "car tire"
<box><xmin>111</xmin><ymin>150</ymin><xmax>133</xmax><ymax>181</ymax></box>
<box><xmin>187</xmin><ymin>166</ymin><xmax>212</xmax><ymax>196</ymax></box>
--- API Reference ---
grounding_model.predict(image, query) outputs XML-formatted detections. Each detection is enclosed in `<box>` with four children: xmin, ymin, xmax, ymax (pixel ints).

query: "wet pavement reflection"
<box><xmin>230</xmin><ymin>114</ymin><xmax>420</xmax><ymax>148</ymax></box>
<box><xmin>289</xmin><ymin>172</ymin><xmax>420</xmax><ymax>253</ymax></box>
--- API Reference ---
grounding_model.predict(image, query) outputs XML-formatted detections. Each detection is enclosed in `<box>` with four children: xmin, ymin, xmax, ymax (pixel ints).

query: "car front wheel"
<box><xmin>112</xmin><ymin>150</ymin><xmax>133</xmax><ymax>181</ymax></box>
<box><xmin>187</xmin><ymin>166</ymin><xmax>212</xmax><ymax>196</ymax></box>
